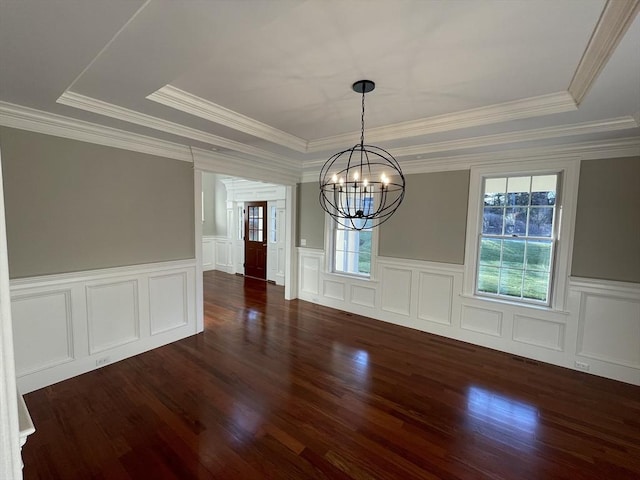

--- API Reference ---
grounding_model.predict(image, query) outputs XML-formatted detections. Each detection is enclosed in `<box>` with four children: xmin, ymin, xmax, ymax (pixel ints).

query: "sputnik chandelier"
<box><xmin>319</xmin><ymin>80</ymin><xmax>405</xmax><ymax>230</ymax></box>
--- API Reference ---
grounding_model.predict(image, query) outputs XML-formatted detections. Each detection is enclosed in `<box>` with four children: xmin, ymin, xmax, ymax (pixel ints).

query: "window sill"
<box><xmin>329</xmin><ymin>271</ymin><xmax>379</xmax><ymax>283</ymax></box>
<box><xmin>459</xmin><ymin>293</ymin><xmax>570</xmax><ymax>315</ymax></box>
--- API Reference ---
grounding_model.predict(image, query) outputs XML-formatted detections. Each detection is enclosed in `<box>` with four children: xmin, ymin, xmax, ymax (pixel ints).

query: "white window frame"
<box><xmin>463</xmin><ymin>158</ymin><xmax>580</xmax><ymax>312</ymax></box>
<box><xmin>325</xmin><ymin>213</ymin><xmax>379</xmax><ymax>280</ymax></box>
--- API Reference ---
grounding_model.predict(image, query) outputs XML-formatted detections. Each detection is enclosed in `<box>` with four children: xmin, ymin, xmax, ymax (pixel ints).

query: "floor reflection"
<box><xmin>242</xmin><ymin>308</ymin><xmax>269</xmax><ymax>353</ymax></box>
<box><xmin>332</xmin><ymin>343</ymin><xmax>371</xmax><ymax>386</ymax></box>
<box><xmin>465</xmin><ymin>385</ymin><xmax>539</xmax><ymax>450</ymax></box>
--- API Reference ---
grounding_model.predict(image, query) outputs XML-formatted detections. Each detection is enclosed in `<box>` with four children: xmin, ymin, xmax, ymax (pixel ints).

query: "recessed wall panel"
<box><xmin>149</xmin><ymin>273</ymin><xmax>187</xmax><ymax>335</ymax></box>
<box><xmin>461</xmin><ymin>306</ymin><xmax>503</xmax><ymax>337</ymax></box>
<box><xmin>202</xmin><ymin>238</ymin><xmax>214</xmax><ymax>268</ymax></box>
<box><xmin>579</xmin><ymin>294</ymin><xmax>640</xmax><ymax>367</ymax></box>
<box><xmin>12</xmin><ymin>291</ymin><xmax>73</xmax><ymax>375</ymax></box>
<box><xmin>324</xmin><ymin>280</ymin><xmax>345</xmax><ymax>301</ymax></box>
<box><xmin>513</xmin><ymin>315</ymin><xmax>564</xmax><ymax>351</ymax></box>
<box><xmin>417</xmin><ymin>272</ymin><xmax>453</xmax><ymax>325</ymax></box>
<box><xmin>381</xmin><ymin>267</ymin><xmax>412</xmax><ymax>316</ymax></box>
<box><xmin>87</xmin><ymin>280</ymin><xmax>139</xmax><ymax>353</ymax></box>
<box><xmin>301</xmin><ymin>255</ymin><xmax>320</xmax><ymax>295</ymax></box>
<box><xmin>351</xmin><ymin>285</ymin><xmax>376</xmax><ymax>308</ymax></box>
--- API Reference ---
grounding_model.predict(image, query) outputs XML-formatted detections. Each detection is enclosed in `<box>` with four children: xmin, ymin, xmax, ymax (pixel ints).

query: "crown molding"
<box><xmin>300</xmin><ymin>137</ymin><xmax>640</xmax><ymax>182</ymax></box>
<box><xmin>147</xmin><ymin>85</ymin><xmax>308</xmax><ymax>153</ymax></box>
<box><xmin>148</xmin><ymin>88</ymin><xmax>579</xmax><ymax>156</ymax></box>
<box><xmin>307</xmin><ymin>91</ymin><xmax>577</xmax><ymax>153</ymax></box>
<box><xmin>0</xmin><ymin>101</ymin><xmax>192</xmax><ymax>162</ymax></box>
<box><xmin>569</xmin><ymin>0</ymin><xmax>640</xmax><ymax>105</ymax></box>
<box><xmin>57</xmin><ymin>91</ymin><xmax>300</xmax><ymax>170</ymax></box>
<box><xmin>192</xmin><ymin>147</ymin><xmax>300</xmax><ymax>185</ymax></box>
<box><xmin>386</xmin><ymin>115</ymin><xmax>638</xmax><ymax>159</ymax></box>
<box><xmin>303</xmin><ymin>116</ymin><xmax>639</xmax><ymax>168</ymax></box>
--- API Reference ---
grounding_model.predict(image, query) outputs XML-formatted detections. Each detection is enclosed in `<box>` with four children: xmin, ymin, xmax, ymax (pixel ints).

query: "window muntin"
<box><xmin>247</xmin><ymin>205</ymin><xmax>264</xmax><ymax>242</ymax></box>
<box><xmin>476</xmin><ymin>174</ymin><xmax>558</xmax><ymax>304</ymax></box>
<box><xmin>270</xmin><ymin>206</ymin><xmax>277</xmax><ymax>243</ymax></box>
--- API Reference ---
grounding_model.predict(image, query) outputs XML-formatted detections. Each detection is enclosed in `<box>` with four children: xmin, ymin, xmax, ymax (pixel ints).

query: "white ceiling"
<box><xmin>1</xmin><ymin>0</ymin><xmax>639</xmax><ymax>180</ymax></box>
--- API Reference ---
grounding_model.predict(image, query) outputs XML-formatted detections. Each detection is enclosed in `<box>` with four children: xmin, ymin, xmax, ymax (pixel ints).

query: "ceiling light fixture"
<box><xmin>319</xmin><ymin>80</ymin><xmax>405</xmax><ymax>230</ymax></box>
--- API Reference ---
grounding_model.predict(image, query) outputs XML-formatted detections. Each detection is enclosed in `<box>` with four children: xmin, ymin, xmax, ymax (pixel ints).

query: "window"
<box><xmin>270</xmin><ymin>206</ymin><xmax>277</xmax><ymax>243</ymax></box>
<box><xmin>247</xmin><ymin>205</ymin><xmax>264</xmax><ymax>242</ymax></box>
<box><xmin>331</xmin><ymin>196</ymin><xmax>374</xmax><ymax>277</ymax></box>
<box><xmin>238</xmin><ymin>206</ymin><xmax>244</xmax><ymax>240</ymax></box>
<box><xmin>464</xmin><ymin>159</ymin><xmax>578</xmax><ymax>311</ymax></box>
<box><xmin>477</xmin><ymin>174</ymin><xmax>558</xmax><ymax>304</ymax></box>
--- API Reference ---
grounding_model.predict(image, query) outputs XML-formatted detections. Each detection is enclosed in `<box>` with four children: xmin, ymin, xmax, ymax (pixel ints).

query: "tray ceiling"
<box><xmin>1</xmin><ymin>0</ymin><xmax>638</xmax><ymax>179</ymax></box>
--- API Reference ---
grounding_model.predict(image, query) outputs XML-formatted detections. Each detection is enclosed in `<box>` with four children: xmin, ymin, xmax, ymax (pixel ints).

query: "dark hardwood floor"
<box><xmin>23</xmin><ymin>270</ymin><xmax>640</xmax><ymax>479</ymax></box>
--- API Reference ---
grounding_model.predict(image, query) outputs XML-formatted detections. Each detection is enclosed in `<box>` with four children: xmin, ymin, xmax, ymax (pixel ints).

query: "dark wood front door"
<box><xmin>244</xmin><ymin>201</ymin><xmax>267</xmax><ymax>279</ymax></box>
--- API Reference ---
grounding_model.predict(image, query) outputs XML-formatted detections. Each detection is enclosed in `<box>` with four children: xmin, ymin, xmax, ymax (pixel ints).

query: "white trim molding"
<box><xmin>193</xmin><ymin>147</ymin><xmax>301</xmax><ymax>186</ymax></box>
<box><xmin>0</xmin><ymin>101</ymin><xmax>192</xmax><ymax>162</ymax></box>
<box><xmin>148</xmin><ymin>85</ymin><xmax>308</xmax><ymax>153</ymax></box>
<box><xmin>10</xmin><ymin>260</ymin><xmax>198</xmax><ymax>393</ymax></box>
<box><xmin>57</xmin><ymin>91</ymin><xmax>301</xmax><ymax>170</ymax></box>
<box><xmin>0</xmin><ymin>145</ymin><xmax>23</xmax><ymax>479</ymax></box>
<box><xmin>569</xmin><ymin>0</ymin><xmax>640</xmax><ymax>105</ymax></box>
<box><xmin>301</xmin><ymin>136</ymin><xmax>640</xmax><ymax>182</ymax></box>
<box><xmin>462</xmin><ymin>158</ymin><xmax>581</xmax><ymax>312</ymax></box>
<box><xmin>307</xmin><ymin>91</ymin><xmax>577</xmax><ymax>152</ymax></box>
<box><xmin>386</xmin><ymin>116</ymin><xmax>639</xmax><ymax>159</ymax></box>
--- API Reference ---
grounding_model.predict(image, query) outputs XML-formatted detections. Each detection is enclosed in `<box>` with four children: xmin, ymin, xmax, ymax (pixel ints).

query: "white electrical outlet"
<box><xmin>96</xmin><ymin>356</ymin><xmax>110</xmax><ymax>367</ymax></box>
<box><xmin>575</xmin><ymin>361</ymin><xmax>590</xmax><ymax>372</ymax></box>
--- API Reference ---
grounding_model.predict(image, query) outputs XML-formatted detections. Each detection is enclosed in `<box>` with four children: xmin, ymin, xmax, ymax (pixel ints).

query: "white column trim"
<box><xmin>194</xmin><ymin>168</ymin><xmax>204</xmax><ymax>333</ymax></box>
<box><xmin>0</xmin><ymin>145</ymin><xmax>23</xmax><ymax>479</ymax></box>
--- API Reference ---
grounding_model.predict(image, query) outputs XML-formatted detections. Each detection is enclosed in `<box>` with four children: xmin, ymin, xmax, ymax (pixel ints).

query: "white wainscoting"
<box><xmin>202</xmin><ymin>235</ymin><xmax>234</xmax><ymax>273</ymax></box>
<box><xmin>215</xmin><ymin>237</ymin><xmax>234</xmax><ymax>273</ymax></box>
<box><xmin>11</xmin><ymin>259</ymin><xmax>197</xmax><ymax>393</ymax></box>
<box><xmin>202</xmin><ymin>236</ymin><xmax>215</xmax><ymax>271</ymax></box>
<box><xmin>297</xmin><ymin>248</ymin><xmax>640</xmax><ymax>386</ymax></box>
<box><xmin>569</xmin><ymin>277</ymin><xmax>640</xmax><ymax>385</ymax></box>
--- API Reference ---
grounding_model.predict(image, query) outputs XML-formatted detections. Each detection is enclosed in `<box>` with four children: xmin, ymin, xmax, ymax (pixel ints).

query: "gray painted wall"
<box><xmin>297</xmin><ymin>171</ymin><xmax>470</xmax><ymax>264</ymax></box>
<box><xmin>0</xmin><ymin>127</ymin><xmax>195</xmax><ymax>278</ymax></box>
<box><xmin>379</xmin><ymin>170</ymin><xmax>469</xmax><ymax>265</ymax></box>
<box><xmin>572</xmin><ymin>156</ymin><xmax>640</xmax><ymax>283</ymax></box>
<box><xmin>202</xmin><ymin>171</ymin><xmax>216</xmax><ymax>236</ymax></box>
<box><xmin>202</xmin><ymin>172</ymin><xmax>227</xmax><ymax>237</ymax></box>
<box><xmin>379</xmin><ymin>170</ymin><xmax>470</xmax><ymax>264</ymax></box>
<box><xmin>296</xmin><ymin>182</ymin><xmax>325</xmax><ymax>249</ymax></box>
<box><xmin>214</xmin><ymin>175</ymin><xmax>228</xmax><ymax>236</ymax></box>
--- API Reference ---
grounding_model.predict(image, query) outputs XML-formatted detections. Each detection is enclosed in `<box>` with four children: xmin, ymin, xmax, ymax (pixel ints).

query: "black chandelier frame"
<box><xmin>319</xmin><ymin>80</ymin><xmax>405</xmax><ymax>230</ymax></box>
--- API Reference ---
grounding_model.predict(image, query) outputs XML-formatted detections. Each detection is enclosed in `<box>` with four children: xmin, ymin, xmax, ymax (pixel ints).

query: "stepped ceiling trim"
<box><xmin>147</xmin><ymin>85</ymin><xmax>308</xmax><ymax>153</ymax></box>
<box><xmin>57</xmin><ymin>91</ymin><xmax>300</xmax><ymax>170</ymax></box>
<box><xmin>569</xmin><ymin>0</ymin><xmax>640</xmax><ymax>105</ymax></box>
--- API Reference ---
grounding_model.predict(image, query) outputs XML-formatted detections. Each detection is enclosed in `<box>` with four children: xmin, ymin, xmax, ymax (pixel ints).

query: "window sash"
<box><xmin>475</xmin><ymin>173</ymin><xmax>559</xmax><ymax>306</ymax></box>
<box><xmin>334</xmin><ymin>225</ymin><xmax>372</xmax><ymax>277</ymax></box>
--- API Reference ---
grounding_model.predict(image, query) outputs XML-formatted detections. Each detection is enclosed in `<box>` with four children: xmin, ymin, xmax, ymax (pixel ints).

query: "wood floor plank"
<box><xmin>22</xmin><ymin>271</ymin><xmax>640</xmax><ymax>479</ymax></box>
